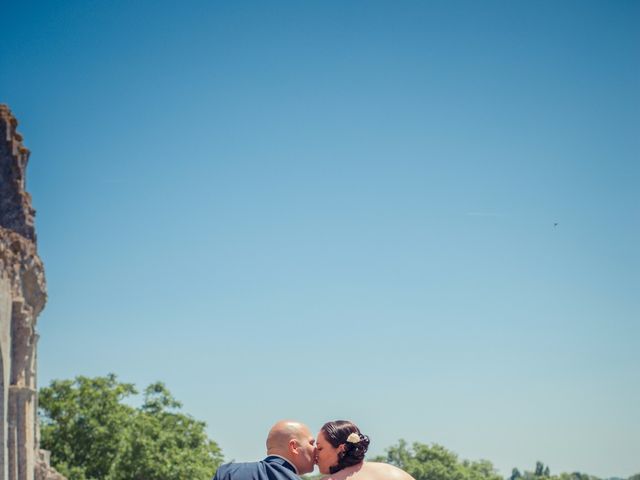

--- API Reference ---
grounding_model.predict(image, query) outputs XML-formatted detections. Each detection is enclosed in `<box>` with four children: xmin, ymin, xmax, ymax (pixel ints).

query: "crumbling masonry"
<box><xmin>0</xmin><ymin>105</ymin><xmax>63</xmax><ymax>480</ymax></box>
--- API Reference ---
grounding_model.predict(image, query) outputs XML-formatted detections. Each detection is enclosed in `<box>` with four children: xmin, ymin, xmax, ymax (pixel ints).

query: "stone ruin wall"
<box><xmin>0</xmin><ymin>105</ymin><xmax>64</xmax><ymax>480</ymax></box>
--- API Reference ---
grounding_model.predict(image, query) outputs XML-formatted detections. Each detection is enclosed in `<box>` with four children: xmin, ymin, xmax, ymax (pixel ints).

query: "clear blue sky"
<box><xmin>1</xmin><ymin>0</ymin><xmax>639</xmax><ymax>477</ymax></box>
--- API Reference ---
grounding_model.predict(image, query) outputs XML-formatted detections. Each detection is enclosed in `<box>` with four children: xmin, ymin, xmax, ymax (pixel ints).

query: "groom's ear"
<box><xmin>288</xmin><ymin>439</ymin><xmax>299</xmax><ymax>454</ymax></box>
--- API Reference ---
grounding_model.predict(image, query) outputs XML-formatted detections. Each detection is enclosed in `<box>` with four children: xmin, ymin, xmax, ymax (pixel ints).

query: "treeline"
<box><xmin>373</xmin><ymin>441</ymin><xmax>639</xmax><ymax>480</ymax></box>
<box><xmin>39</xmin><ymin>375</ymin><xmax>223</xmax><ymax>480</ymax></box>
<box><xmin>39</xmin><ymin>375</ymin><xmax>639</xmax><ymax>480</ymax></box>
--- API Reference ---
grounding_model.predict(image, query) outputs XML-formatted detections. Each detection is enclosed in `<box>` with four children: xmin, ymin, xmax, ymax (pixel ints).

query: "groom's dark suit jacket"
<box><xmin>212</xmin><ymin>455</ymin><xmax>300</xmax><ymax>480</ymax></box>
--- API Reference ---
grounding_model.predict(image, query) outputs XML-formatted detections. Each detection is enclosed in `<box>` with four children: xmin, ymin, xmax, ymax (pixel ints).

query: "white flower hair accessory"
<box><xmin>346</xmin><ymin>433</ymin><xmax>361</xmax><ymax>444</ymax></box>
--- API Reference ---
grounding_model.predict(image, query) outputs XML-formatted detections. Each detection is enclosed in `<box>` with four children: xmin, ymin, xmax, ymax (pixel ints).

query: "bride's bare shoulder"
<box><xmin>322</xmin><ymin>462</ymin><xmax>414</xmax><ymax>480</ymax></box>
<box><xmin>362</xmin><ymin>462</ymin><xmax>415</xmax><ymax>480</ymax></box>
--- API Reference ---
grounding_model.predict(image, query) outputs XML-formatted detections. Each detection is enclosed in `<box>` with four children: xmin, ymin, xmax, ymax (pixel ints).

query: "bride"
<box><xmin>315</xmin><ymin>420</ymin><xmax>415</xmax><ymax>480</ymax></box>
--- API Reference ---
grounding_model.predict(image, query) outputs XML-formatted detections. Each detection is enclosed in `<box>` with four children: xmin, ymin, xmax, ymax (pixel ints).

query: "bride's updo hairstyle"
<box><xmin>320</xmin><ymin>420</ymin><xmax>370</xmax><ymax>474</ymax></box>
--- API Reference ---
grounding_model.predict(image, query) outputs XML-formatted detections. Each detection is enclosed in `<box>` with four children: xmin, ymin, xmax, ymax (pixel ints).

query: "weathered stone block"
<box><xmin>0</xmin><ymin>105</ymin><xmax>63</xmax><ymax>480</ymax></box>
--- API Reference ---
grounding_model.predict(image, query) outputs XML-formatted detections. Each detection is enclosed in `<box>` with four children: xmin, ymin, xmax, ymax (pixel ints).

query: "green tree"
<box><xmin>513</xmin><ymin>463</ymin><xmax>601</xmax><ymax>480</ymax></box>
<box><xmin>39</xmin><ymin>375</ymin><xmax>223</xmax><ymax>480</ymax></box>
<box><xmin>373</xmin><ymin>440</ymin><xmax>501</xmax><ymax>480</ymax></box>
<box><xmin>113</xmin><ymin>382</ymin><xmax>223</xmax><ymax>480</ymax></box>
<box><xmin>39</xmin><ymin>374</ymin><xmax>137</xmax><ymax>480</ymax></box>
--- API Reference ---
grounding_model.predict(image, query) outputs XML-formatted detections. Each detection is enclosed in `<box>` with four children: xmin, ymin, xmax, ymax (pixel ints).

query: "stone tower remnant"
<box><xmin>0</xmin><ymin>105</ymin><xmax>64</xmax><ymax>480</ymax></box>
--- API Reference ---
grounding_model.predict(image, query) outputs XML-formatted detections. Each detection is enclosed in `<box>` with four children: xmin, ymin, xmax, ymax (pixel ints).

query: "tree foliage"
<box><xmin>374</xmin><ymin>442</ymin><xmax>639</xmax><ymax>480</ymax></box>
<box><xmin>372</xmin><ymin>439</ymin><xmax>502</xmax><ymax>480</ymax></box>
<box><xmin>511</xmin><ymin>461</ymin><xmax>603</xmax><ymax>480</ymax></box>
<box><xmin>39</xmin><ymin>374</ymin><xmax>223</xmax><ymax>480</ymax></box>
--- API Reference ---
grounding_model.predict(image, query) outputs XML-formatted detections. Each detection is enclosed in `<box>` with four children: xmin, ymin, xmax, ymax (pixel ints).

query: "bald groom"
<box><xmin>212</xmin><ymin>420</ymin><xmax>317</xmax><ymax>480</ymax></box>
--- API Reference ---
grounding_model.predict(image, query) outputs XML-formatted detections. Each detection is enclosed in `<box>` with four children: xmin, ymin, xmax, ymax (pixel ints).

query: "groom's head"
<box><xmin>266</xmin><ymin>420</ymin><xmax>316</xmax><ymax>474</ymax></box>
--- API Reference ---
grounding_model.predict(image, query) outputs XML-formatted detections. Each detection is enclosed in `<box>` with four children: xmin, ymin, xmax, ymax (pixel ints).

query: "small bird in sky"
<box><xmin>554</xmin><ymin>222</ymin><xmax>559</xmax><ymax>227</ymax></box>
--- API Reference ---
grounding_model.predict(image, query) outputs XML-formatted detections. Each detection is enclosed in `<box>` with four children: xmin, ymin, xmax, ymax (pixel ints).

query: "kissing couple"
<box><xmin>212</xmin><ymin>420</ymin><xmax>415</xmax><ymax>480</ymax></box>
